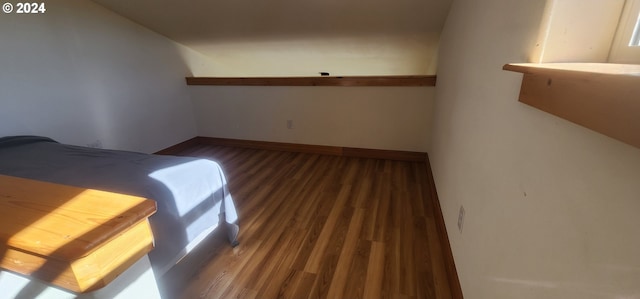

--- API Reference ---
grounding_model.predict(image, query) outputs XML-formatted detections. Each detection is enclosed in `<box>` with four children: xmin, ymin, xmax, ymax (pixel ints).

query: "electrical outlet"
<box><xmin>287</xmin><ymin>120</ymin><xmax>293</xmax><ymax>129</ymax></box>
<box><xmin>457</xmin><ymin>205</ymin><xmax>465</xmax><ymax>233</ymax></box>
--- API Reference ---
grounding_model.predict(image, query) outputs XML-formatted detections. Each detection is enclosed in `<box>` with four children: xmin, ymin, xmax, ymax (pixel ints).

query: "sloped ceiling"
<box><xmin>92</xmin><ymin>0</ymin><xmax>452</xmax><ymax>76</ymax></box>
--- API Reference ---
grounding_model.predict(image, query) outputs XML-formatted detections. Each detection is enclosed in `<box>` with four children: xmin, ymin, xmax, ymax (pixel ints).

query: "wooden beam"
<box><xmin>185</xmin><ymin>75</ymin><xmax>437</xmax><ymax>86</ymax></box>
<box><xmin>504</xmin><ymin>63</ymin><xmax>640</xmax><ymax>149</ymax></box>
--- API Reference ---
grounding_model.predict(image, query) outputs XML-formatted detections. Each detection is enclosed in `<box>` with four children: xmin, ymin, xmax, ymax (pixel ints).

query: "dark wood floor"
<box><xmin>160</xmin><ymin>144</ymin><xmax>452</xmax><ymax>299</ymax></box>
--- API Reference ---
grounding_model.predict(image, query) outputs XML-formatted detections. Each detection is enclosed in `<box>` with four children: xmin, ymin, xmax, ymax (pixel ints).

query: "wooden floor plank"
<box><xmin>343</xmin><ymin>238</ymin><xmax>372</xmax><ymax>299</ymax></box>
<box><xmin>326</xmin><ymin>208</ymin><xmax>365</xmax><ymax>298</ymax></box>
<box><xmin>414</xmin><ymin>216</ymin><xmax>437</xmax><ymax>299</ymax></box>
<box><xmin>307</xmin><ymin>205</ymin><xmax>354</xmax><ymax>299</ymax></box>
<box><xmin>161</xmin><ymin>144</ymin><xmax>454</xmax><ymax>299</ymax></box>
<box><xmin>303</xmin><ymin>184</ymin><xmax>352</xmax><ymax>274</ymax></box>
<box><xmin>363</xmin><ymin>241</ymin><xmax>386</xmax><ymax>299</ymax></box>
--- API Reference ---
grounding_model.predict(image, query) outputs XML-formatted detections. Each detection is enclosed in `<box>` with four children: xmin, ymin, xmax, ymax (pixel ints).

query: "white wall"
<box><xmin>430</xmin><ymin>0</ymin><xmax>640</xmax><ymax>298</ymax></box>
<box><xmin>191</xmin><ymin>86</ymin><xmax>434</xmax><ymax>152</ymax></box>
<box><xmin>0</xmin><ymin>0</ymin><xmax>212</xmax><ymax>153</ymax></box>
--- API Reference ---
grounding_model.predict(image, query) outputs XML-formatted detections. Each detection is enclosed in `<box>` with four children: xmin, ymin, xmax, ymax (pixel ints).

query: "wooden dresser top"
<box><xmin>0</xmin><ymin>174</ymin><xmax>157</xmax><ymax>292</ymax></box>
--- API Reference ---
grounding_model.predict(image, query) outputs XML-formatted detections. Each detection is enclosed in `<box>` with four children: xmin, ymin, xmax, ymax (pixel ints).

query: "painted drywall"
<box><xmin>430</xmin><ymin>0</ymin><xmax>640</xmax><ymax>298</ymax></box>
<box><xmin>0</xmin><ymin>0</ymin><xmax>212</xmax><ymax>152</ymax></box>
<box><xmin>93</xmin><ymin>0</ymin><xmax>451</xmax><ymax>76</ymax></box>
<box><xmin>191</xmin><ymin>86</ymin><xmax>434</xmax><ymax>152</ymax></box>
<box><xmin>184</xmin><ymin>34</ymin><xmax>441</xmax><ymax>76</ymax></box>
<box><xmin>89</xmin><ymin>0</ymin><xmax>441</xmax><ymax>151</ymax></box>
<box><xmin>530</xmin><ymin>0</ymin><xmax>626</xmax><ymax>63</ymax></box>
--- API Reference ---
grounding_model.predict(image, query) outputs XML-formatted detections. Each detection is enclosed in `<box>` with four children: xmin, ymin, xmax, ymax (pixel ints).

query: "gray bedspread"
<box><xmin>0</xmin><ymin>136</ymin><xmax>238</xmax><ymax>275</ymax></box>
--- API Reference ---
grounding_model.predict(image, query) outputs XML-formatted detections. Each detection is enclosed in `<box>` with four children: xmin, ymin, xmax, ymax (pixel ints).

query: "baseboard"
<box><xmin>154</xmin><ymin>137</ymin><xmax>200</xmax><ymax>155</ymax></box>
<box><xmin>425</xmin><ymin>154</ymin><xmax>463</xmax><ymax>299</ymax></box>
<box><xmin>195</xmin><ymin>137</ymin><xmax>342</xmax><ymax>156</ymax></box>
<box><xmin>195</xmin><ymin>137</ymin><xmax>428</xmax><ymax>162</ymax></box>
<box><xmin>342</xmin><ymin>147</ymin><xmax>428</xmax><ymax>161</ymax></box>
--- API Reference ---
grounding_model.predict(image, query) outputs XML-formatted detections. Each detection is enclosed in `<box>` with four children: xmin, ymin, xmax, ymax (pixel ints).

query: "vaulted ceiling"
<box><xmin>92</xmin><ymin>0</ymin><xmax>452</xmax><ymax>76</ymax></box>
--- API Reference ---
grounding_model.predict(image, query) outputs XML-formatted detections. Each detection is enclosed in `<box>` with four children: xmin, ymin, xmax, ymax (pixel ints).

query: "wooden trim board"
<box><xmin>194</xmin><ymin>137</ymin><xmax>428</xmax><ymax>162</ymax></box>
<box><xmin>425</xmin><ymin>155</ymin><xmax>464</xmax><ymax>298</ymax></box>
<box><xmin>185</xmin><ymin>75</ymin><xmax>437</xmax><ymax>87</ymax></box>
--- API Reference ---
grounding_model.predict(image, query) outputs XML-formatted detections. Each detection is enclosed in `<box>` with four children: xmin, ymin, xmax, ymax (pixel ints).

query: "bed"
<box><xmin>0</xmin><ymin>136</ymin><xmax>239</xmax><ymax>298</ymax></box>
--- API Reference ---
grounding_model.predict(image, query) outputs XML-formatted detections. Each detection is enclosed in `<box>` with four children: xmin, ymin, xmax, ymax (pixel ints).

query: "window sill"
<box><xmin>503</xmin><ymin>63</ymin><xmax>640</xmax><ymax>149</ymax></box>
<box><xmin>185</xmin><ymin>75</ymin><xmax>436</xmax><ymax>86</ymax></box>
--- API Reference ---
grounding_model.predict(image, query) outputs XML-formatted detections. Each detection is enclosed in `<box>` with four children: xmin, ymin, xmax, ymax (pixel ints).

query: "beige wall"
<box><xmin>531</xmin><ymin>0</ymin><xmax>625</xmax><ymax>63</ymax></box>
<box><xmin>91</xmin><ymin>0</ymin><xmax>443</xmax><ymax>151</ymax></box>
<box><xmin>94</xmin><ymin>0</ymin><xmax>451</xmax><ymax>76</ymax></box>
<box><xmin>191</xmin><ymin>86</ymin><xmax>434</xmax><ymax>152</ymax></box>
<box><xmin>0</xmin><ymin>0</ymin><xmax>208</xmax><ymax>152</ymax></box>
<box><xmin>430</xmin><ymin>0</ymin><xmax>640</xmax><ymax>298</ymax></box>
<box><xmin>187</xmin><ymin>34</ymin><xmax>441</xmax><ymax>77</ymax></box>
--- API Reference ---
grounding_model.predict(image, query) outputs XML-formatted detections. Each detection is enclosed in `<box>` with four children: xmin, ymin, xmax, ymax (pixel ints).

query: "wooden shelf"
<box><xmin>185</xmin><ymin>75</ymin><xmax>436</xmax><ymax>86</ymax></box>
<box><xmin>0</xmin><ymin>175</ymin><xmax>157</xmax><ymax>293</ymax></box>
<box><xmin>504</xmin><ymin>63</ymin><xmax>640</xmax><ymax>149</ymax></box>
<box><xmin>504</xmin><ymin>63</ymin><xmax>640</xmax><ymax>76</ymax></box>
